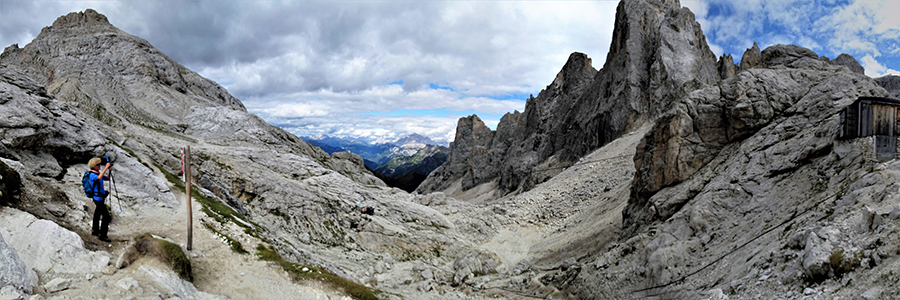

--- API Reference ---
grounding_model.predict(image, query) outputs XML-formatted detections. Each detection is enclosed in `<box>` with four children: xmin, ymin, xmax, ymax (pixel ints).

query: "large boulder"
<box><xmin>0</xmin><ymin>234</ymin><xmax>30</xmax><ymax>295</ymax></box>
<box><xmin>0</xmin><ymin>207</ymin><xmax>110</xmax><ymax>275</ymax></box>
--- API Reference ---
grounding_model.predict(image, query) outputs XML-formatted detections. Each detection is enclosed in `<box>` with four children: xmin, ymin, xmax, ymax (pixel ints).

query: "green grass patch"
<box><xmin>203</xmin><ymin>223</ymin><xmax>248</xmax><ymax>255</ymax></box>
<box><xmin>255</xmin><ymin>244</ymin><xmax>379</xmax><ymax>300</ymax></box>
<box><xmin>132</xmin><ymin>233</ymin><xmax>193</xmax><ymax>281</ymax></box>
<box><xmin>155</xmin><ymin>162</ymin><xmax>249</xmax><ymax>227</ymax></box>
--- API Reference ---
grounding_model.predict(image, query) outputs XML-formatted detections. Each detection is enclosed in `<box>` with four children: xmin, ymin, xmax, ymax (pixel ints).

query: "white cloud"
<box><xmin>860</xmin><ymin>55</ymin><xmax>900</xmax><ymax>77</ymax></box>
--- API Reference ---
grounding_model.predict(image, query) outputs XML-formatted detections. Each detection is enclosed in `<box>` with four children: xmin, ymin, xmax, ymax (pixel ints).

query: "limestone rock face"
<box><xmin>739</xmin><ymin>42</ymin><xmax>762</xmax><ymax>70</ymax></box>
<box><xmin>420</xmin><ymin>0</ymin><xmax>718</xmax><ymax>195</ymax></box>
<box><xmin>623</xmin><ymin>44</ymin><xmax>889</xmax><ymax>237</ymax></box>
<box><xmin>0</xmin><ymin>9</ymin><xmax>244</xmax><ymax>128</ymax></box>
<box><xmin>875</xmin><ymin>75</ymin><xmax>900</xmax><ymax>99</ymax></box>
<box><xmin>717</xmin><ymin>54</ymin><xmax>736</xmax><ymax>80</ymax></box>
<box><xmin>0</xmin><ymin>234</ymin><xmax>30</xmax><ymax>295</ymax></box>
<box><xmin>0</xmin><ymin>208</ymin><xmax>110</xmax><ymax>275</ymax></box>
<box><xmin>417</xmin><ymin>115</ymin><xmax>496</xmax><ymax>192</ymax></box>
<box><xmin>832</xmin><ymin>53</ymin><xmax>865</xmax><ymax>75</ymax></box>
<box><xmin>0</xmin><ymin>67</ymin><xmax>107</xmax><ymax>176</ymax></box>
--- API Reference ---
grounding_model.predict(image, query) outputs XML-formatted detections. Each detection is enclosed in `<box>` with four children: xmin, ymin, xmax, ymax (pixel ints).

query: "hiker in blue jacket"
<box><xmin>87</xmin><ymin>157</ymin><xmax>113</xmax><ymax>242</ymax></box>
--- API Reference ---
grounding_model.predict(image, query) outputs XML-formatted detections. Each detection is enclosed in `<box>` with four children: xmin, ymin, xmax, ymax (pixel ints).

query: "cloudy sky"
<box><xmin>1</xmin><ymin>0</ymin><xmax>898</xmax><ymax>144</ymax></box>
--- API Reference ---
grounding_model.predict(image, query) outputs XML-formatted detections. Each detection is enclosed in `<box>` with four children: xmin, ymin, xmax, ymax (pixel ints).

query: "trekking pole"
<box><xmin>112</xmin><ymin>168</ymin><xmax>122</xmax><ymax>211</ymax></box>
<box><xmin>107</xmin><ymin>155</ymin><xmax>122</xmax><ymax>211</ymax></box>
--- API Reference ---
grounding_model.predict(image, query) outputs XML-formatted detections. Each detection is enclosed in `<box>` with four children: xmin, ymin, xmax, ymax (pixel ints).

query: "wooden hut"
<box><xmin>839</xmin><ymin>97</ymin><xmax>900</xmax><ymax>161</ymax></box>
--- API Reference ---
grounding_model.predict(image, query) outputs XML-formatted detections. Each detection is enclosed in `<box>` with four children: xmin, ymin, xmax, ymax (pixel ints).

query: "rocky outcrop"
<box><xmin>0</xmin><ymin>207</ymin><xmax>110</xmax><ymax>275</ymax></box>
<box><xmin>417</xmin><ymin>115</ymin><xmax>496</xmax><ymax>192</ymax></box>
<box><xmin>0</xmin><ymin>9</ymin><xmax>243</xmax><ymax>128</ymax></box>
<box><xmin>0</xmin><ymin>234</ymin><xmax>30</xmax><ymax>296</ymax></box>
<box><xmin>875</xmin><ymin>75</ymin><xmax>900</xmax><ymax>99</ymax></box>
<box><xmin>739</xmin><ymin>42</ymin><xmax>762</xmax><ymax>70</ymax></box>
<box><xmin>717</xmin><ymin>54</ymin><xmax>736</xmax><ymax>79</ymax></box>
<box><xmin>832</xmin><ymin>53</ymin><xmax>865</xmax><ymax>75</ymax></box>
<box><xmin>0</xmin><ymin>67</ymin><xmax>107</xmax><ymax>176</ymax></box>
<box><xmin>623</xmin><ymin>44</ymin><xmax>887</xmax><ymax>237</ymax></box>
<box><xmin>420</xmin><ymin>0</ymin><xmax>718</xmax><ymax>196</ymax></box>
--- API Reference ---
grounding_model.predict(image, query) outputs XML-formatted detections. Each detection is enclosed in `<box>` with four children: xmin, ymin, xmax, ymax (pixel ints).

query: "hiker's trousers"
<box><xmin>92</xmin><ymin>200</ymin><xmax>110</xmax><ymax>236</ymax></box>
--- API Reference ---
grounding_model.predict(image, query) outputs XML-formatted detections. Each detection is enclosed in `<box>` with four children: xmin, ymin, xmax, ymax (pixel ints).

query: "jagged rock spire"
<box><xmin>419</xmin><ymin>0</ymin><xmax>719</xmax><ymax>196</ymax></box>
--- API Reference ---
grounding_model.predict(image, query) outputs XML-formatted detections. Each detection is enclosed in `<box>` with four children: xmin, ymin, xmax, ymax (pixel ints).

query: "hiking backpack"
<box><xmin>81</xmin><ymin>171</ymin><xmax>106</xmax><ymax>199</ymax></box>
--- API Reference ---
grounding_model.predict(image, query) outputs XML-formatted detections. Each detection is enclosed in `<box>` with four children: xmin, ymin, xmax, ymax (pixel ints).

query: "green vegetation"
<box><xmin>155</xmin><ymin>162</ymin><xmax>249</xmax><ymax>226</ymax></box>
<box><xmin>829</xmin><ymin>248</ymin><xmax>862</xmax><ymax>277</ymax></box>
<box><xmin>133</xmin><ymin>233</ymin><xmax>193</xmax><ymax>281</ymax></box>
<box><xmin>203</xmin><ymin>223</ymin><xmax>248</xmax><ymax>254</ymax></box>
<box><xmin>255</xmin><ymin>244</ymin><xmax>380</xmax><ymax>300</ymax></box>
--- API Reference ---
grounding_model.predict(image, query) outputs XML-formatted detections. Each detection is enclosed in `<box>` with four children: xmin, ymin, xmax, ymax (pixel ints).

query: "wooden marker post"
<box><xmin>185</xmin><ymin>146</ymin><xmax>193</xmax><ymax>251</ymax></box>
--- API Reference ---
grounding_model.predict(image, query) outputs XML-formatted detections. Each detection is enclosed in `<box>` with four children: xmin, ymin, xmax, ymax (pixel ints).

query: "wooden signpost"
<box><xmin>184</xmin><ymin>146</ymin><xmax>193</xmax><ymax>251</ymax></box>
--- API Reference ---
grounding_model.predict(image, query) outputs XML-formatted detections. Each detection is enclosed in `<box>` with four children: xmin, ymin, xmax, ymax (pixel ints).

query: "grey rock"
<box><xmin>421</xmin><ymin>269</ymin><xmax>434</xmax><ymax>281</ymax></box>
<box><xmin>889</xmin><ymin>205</ymin><xmax>900</xmax><ymax>219</ymax></box>
<box><xmin>0</xmin><ymin>234</ymin><xmax>30</xmax><ymax>295</ymax></box>
<box><xmin>0</xmin><ymin>208</ymin><xmax>109</xmax><ymax>275</ymax></box>
<box><xmin>43</xmin><ymin>278</ymin><xmax>71</xmax><ymax>293</ymax></box>
<box><xmin>139</xmin><ymin>265</ymin><xmax>228</xmax><ymax>300</ymax></box>
<box><xmin>706</xmin><ymin>288</ymin><xmax>728</xmax><ymax>300</ymax></box>
<box><xmin>858</xmin><ymin>287</ymin><xmax>881</xmax><ymax>300</ymax></box>
<box><xmin>803</xmin><ymin>232</ymin><xmax>833</xmax><ymax>280</ymax></box>
<box><xmin>803</xmin><ymin>287</ymin><xmax>816</xmax><ymax>295</ymax></box>
<box><xmin>420</xmin><ymin>0</ymin><xmax>718</xmax><ymax>196</ymax></box>
<box><xmin>91</xmin><ymin>280</ymin><xmax>107</xmax><ymax>290</ymax></box>
<box><xmin>451</xmin><ymin>250</ymin><xmax>499</xmax><ymax>285</ymax></box>
<box><xmin>0</xmin><ymin>285</ymin><xmax>25</xmax><ymax>300</ymax></box>
<box><xmin>761</xmin><ymin>44</ymin><xmax>821</xmax><ymax>68</ymax></box>
<box><xmin>740</xmin><ymin>42</ymin><xmax>762</xmax><ymax>70</ymax></box>
<box><xmin>115</xmin><ymin>277</ymin><xmax>141</xmax><ymax>293</ymax></box>
<box><xmin>718</xmin><ymin>54</ymin><xmax>736</xmax><ymax>79</ymax></box>
<box><xmin>875</xmin><ymin>75</ymin><xmax>900</xmax><ymax>99</ymax></box>
<box><xmin>832</xmin><ymin>53</ymin><xmax>865</xmax><ymax>75</ymax></box>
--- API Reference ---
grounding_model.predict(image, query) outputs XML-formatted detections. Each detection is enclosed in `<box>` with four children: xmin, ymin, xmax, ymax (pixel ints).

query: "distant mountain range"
<box><xmin>303</xmin><ymin>134</ymin><xmax>449</xmax><ymax>191</ymax></box>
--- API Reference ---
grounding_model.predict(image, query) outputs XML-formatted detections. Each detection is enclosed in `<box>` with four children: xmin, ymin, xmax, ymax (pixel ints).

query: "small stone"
<box><xmin>422</xmin><ymin>269</ymin><xmax>434</xmax><ymax>281</ymax></box>
<box><xmin>43</xmin><ymin>278</ymin><xmax>72</xmax><ymax>293</ymax></box>
<box><xmin>115</xmin><ymin>277</ymin><xmax>141</xmax><ymax>293</ymax></box>
<box><xmin>0</xmin><ymin>286</ymin><xmax>24</xmax><ymax>300</ymax></box>
<box><xmin>859</xmin><ymin>287</ymin><xmax>882</xmax><ymax>300</ymax></box>
<box><xmin>92</xmin><ymin>280</ymin><xmax>108</xmax><ymax>290</ymax></box>
<box><xmin>301</xmin><ymin>267</ymin><xmax>309</xmax><ymax>272</ymax></box>
<box><xmin>804</xmin><ymin>287</ymin><xmax>815</xmax><ymax>295</ymax></box>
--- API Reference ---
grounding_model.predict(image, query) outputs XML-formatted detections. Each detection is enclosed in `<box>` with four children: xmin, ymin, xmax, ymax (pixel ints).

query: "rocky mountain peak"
<box><xmin>419</xmin><ymin>0</ymin><xmax>718</xmax><ymax>196</ymax></box>
<box><xmin>1</xmin><ymin>8</ymin><xmax>247</xmax><ymax>129</ymax></box>
<box><xmin>833</xmin><ymin>53</ymin><xmax>865</xmax><ymax>74</ymax></box>
<box><xmin>50</xmin><ymin>9</ymin><xmax>112</xmax><ymax>30</ymax></box>
<box><xmin>739</xmin><ymin>41</ymin><xmax>762</xmax><ymax>70</ymax></box>
<box><xmin>549</xmin><ymin>52</ymin><xmax>595</xmax><ymax>94</ymax></box>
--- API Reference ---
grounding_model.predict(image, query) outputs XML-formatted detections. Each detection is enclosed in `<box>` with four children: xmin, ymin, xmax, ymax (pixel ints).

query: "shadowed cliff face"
<box><xmin>419</xmin><ymin>0</ymin><xmax>718</xmax><ymax>196</ymax></box>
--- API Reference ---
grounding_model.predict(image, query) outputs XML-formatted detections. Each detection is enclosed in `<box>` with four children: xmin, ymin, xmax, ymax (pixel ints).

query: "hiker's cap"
<box><xmin>88</xmin><ymin>157</ymin><xmax>102</xmax><ymax>169</ymax></box>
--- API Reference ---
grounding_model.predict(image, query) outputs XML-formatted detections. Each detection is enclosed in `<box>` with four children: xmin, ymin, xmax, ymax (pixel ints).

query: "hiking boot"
<box><xmin>98</xmin><ymin>235</ymin><xmax>112</xmax><ymax>243</ymax></box>
<box><xmin>91</xmin><ymin>231</ymin><xmax>100</xmax><ymax>236</ymax></box>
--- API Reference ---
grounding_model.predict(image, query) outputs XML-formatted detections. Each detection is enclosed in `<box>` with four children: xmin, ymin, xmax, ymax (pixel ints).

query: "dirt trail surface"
<box><xmin>56</xmin><ymin>168</ymin><xmax>351</xmax><ymax>300</ymax></box>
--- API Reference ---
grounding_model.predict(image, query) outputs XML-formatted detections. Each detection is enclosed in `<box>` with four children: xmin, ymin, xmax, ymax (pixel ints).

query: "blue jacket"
<box><xmin>89</xmin><ymin>171</ymin><xmax>108</xmax><ymax>201</ymax></box>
